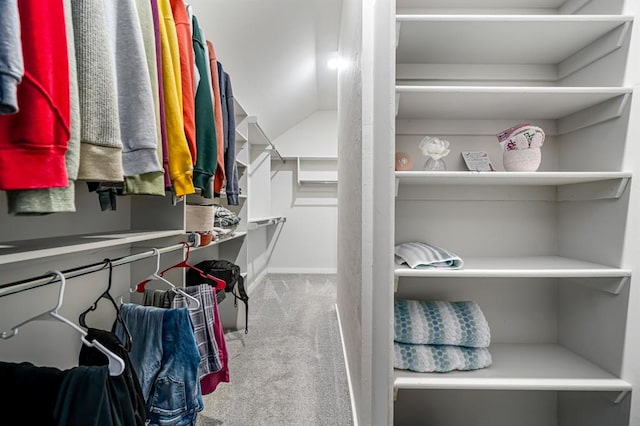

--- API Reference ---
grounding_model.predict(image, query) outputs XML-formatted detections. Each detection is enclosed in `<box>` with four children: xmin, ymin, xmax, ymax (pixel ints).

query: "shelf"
<box><xmin>233</xmin><ymin>97</ymin><xmax>248</xmax><ymax>119</ymax></box>
<box><xmin>191</xmin><ymin>231</ymin><xmax>247</xmax><ymax>252</ymax></box>
<box><xmin>0</xmin><ymin>230</ymin><xmax>185</xmax><ymax>265</ymax></box>
<box><xmin>394</xmin><ymin>343</ymin><xmax>632</xmax><ymax>392</ymax></box>
<box><xmin>396</xmin><ymin>15</ymin><xmax>631</xmax><ymax>70</ymax></box>
<box><xmin>296</xmin><ymin>157</ymin><xmax>338</xmax><ymax>185</ymax></box>
<box><xmin>236</xmin><ymin>159</ymin><xmax>248</xmax><ymax>170</ymax></box>
<box><xmin>395</xmin><ymin>87</ymin><xmax>632</xmax><ymax>128</ymax></box>
<box><xmin>395</xmin><ymin>256</ymin><xmax>630</xmax><ymax>278</ymax></box>
<box><xmin>236</xmin><ymin>128</ymin><xmax>248</xmax><ymax>143</ymax></box>
<box><xmin>248</xmin><ymin>216</ymin><xmax>286</xmax><ymax>230</ymax></box>
<box><xmin>396</xmin><ymin>171</ymin><xmax>631</xmax><ymax>186</ymax></box>
<box><xmin>397</xmin><ymin>0</ymin><xmax>568</xmax><ymax>9</ymax></box>
<box><xmin>395</xmin><ymin>171</ymin><xmax>630</xmax><ymax>200</ymax></box>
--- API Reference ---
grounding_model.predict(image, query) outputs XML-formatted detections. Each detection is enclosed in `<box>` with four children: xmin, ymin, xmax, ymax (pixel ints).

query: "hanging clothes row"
<box><xmin>0</xmin><ymin>0</ymin><xmax>240</xmax><ymax>215</ymax></box>
<box><xmin>0</xmin><ymin>247</ymin><xmax>230</xmax><ymax>426</ymax></box>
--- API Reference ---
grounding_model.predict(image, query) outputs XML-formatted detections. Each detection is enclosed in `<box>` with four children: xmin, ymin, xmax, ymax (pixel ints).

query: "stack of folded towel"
<box><xmin>394</xmin><ymin>299</ymin><xmax>492</xmax><ymax>373</ymax></box>
<box><xmin>395</xmin><ymin>242</ymin><xmax>463</xmax><ymax>269</ymax></box>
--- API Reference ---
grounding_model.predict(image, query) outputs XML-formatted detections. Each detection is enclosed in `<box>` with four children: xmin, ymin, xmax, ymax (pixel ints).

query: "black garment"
<box><xmin>53</xmin><ymin>365</ymin><xmax>114</xmax><ymax>426</ymax></box>
<box><xmin>79</xmin><ymin>328</ymin><xmax>147</xmax><ymax>426</ymax></box>
<box><xmin>0</xmin><ymin>361</ymin><xmax>65</xmax><ymax>426</ymax></box>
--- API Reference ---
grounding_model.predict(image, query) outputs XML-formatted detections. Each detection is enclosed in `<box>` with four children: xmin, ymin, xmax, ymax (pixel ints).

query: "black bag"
<box><xmin>186</xmin><ymin>260</ymin><xmax>249</xmax><ymax>333</ymax></box>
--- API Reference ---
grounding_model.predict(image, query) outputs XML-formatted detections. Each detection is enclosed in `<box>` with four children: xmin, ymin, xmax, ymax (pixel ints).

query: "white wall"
<box><xmin>267</xmin><ymin>110</ymin><xmax>339</xmax><ymax>274</ymax></box>
<box><xmin>188</xmin><ymin>0</ymin><xmax>319</xmax><ymax>139</ymax></box>
<box><xmin>336</xmin><ymin>0</ymin><xmax>395</xmax><ymax>424</ymax></box>
<box><xmin>272</xmin><ymin>110</ymin><xmax>338</xmax><ymax>158</ymax></box>
<box><xmin>336</xmin><ymin>0</ymin><xmax>366</xmax><ymax>421</ymax></box>
<box><xmin>269</xmin><ymin>163</ymin><xmax>337</xmax><ymax>274</ymax></box>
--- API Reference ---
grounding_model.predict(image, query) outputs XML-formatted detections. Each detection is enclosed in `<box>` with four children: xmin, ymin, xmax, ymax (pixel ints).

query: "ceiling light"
<box><xmin>327</xmin><ymin>56</ymin><xmax>345</xmax><ymax>70</ymax></box>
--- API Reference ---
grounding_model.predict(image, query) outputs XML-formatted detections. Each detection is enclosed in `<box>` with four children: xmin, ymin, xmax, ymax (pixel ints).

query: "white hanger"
<box><xmin>0</xmin><ymin>271</ymin><xmax>125</xmax><ymax>376</ymax></box>
<box><xmin>134</xmin><ymin>248</ymin><xmax>201</xmax><ymax>310</ymax></box>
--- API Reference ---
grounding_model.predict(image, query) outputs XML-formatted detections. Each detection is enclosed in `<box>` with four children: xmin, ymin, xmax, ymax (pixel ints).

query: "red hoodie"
<box><xmin>0</xmin><ymin>0</ymin><xmax>70</xmax><ymax>190</ymax></box>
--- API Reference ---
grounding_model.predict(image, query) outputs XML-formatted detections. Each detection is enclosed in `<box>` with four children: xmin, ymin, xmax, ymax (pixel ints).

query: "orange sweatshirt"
<box><xmin>170</xmin><ymin>0</ymin><xmax>196</xmax><ymax>165</ymax></box>
<box><xmin>207</xmin><ymin>41</ymin><xmax>225</xmax><ymax>195</ymax></box>
<box><xmin>158</xmin><ymin>0</ymin><xmax>194</xmax><ymax>196</ymax></box>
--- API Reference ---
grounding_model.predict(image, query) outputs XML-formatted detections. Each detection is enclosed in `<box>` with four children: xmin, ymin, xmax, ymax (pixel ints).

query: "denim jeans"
<box><xmin>117</xmin><ymin>304</ymin><xmax>203</xmax><ymax>426</ymax></box>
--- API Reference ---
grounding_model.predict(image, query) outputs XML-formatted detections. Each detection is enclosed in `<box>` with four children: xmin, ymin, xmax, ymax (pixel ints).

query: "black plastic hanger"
<box><xmin>79</xmin><ymin>259</ymin><xmax>132</xmax><ymax>352</ymax></box>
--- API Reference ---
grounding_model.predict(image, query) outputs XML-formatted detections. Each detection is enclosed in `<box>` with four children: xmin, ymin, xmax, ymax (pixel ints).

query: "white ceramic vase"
<box><xmin>503</xmin><ymin>148</ymin><xmax>541</xmax><ymax>171</ymax></box>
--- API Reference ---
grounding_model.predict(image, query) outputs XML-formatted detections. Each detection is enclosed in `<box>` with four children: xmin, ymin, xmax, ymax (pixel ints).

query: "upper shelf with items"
<box><xmin>395</xmin><ymin>171</ymin><xmax>630</xmax><ymax>201</ymax></box>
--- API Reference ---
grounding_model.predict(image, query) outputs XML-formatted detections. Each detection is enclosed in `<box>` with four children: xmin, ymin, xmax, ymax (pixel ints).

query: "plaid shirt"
<box><xmin>172</xmin><ymin>284</ymin><xmax>222</xmax><ymax>377</ymax></box>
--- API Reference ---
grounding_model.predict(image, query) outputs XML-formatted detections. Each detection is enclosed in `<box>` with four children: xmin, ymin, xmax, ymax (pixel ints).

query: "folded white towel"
<box><xmin>395</xmin><ymin>242</ymin><xmax>463</xmax><ymax>269</ymax></box>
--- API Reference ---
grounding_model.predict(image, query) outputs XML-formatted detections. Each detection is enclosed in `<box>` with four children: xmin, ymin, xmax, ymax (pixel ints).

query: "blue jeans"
<box><xmin>117</xmin><ymin>304</ymin><xmax>203</xmax><ymax>426</ymax></box>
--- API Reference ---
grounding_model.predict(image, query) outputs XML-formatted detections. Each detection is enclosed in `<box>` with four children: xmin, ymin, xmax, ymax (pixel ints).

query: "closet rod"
<box><xmin>0</xmin><ymin>243</ymin><xmax>186</xmax><ymax>298</ymax></box>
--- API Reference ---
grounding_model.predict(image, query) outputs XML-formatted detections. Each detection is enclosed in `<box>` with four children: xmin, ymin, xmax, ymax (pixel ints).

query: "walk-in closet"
<box><xmin>5</xmin><ymin>0</ymin><xmax>640</xmax><ymax>425</ymax></box>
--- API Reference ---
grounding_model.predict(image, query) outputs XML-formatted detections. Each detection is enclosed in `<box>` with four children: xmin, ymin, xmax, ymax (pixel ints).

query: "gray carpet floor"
<box><xmin>197</xmin><ymin>274</ymin><xmax>353</xmax><ymax>426</ymax></box>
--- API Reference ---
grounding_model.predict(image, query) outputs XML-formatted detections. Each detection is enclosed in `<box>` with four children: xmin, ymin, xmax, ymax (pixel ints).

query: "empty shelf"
<box><xmin>0</xmin><ymin>230</ymin><xmax>185</xmax><ymax>265</ymax></box>
<box><xmin>396</xmin><ymin>15</ymin><xmax>631</xmax><ymax>65</ymax></box>
<box><xmin>395</xmin><ymin>256</ymin><xmax>631</xmax><ymax>278</ymax></box>
<box><xmin>394</xmin><ymin>343</ymin><xmax>631</xmax><ymax>392</ymax></box>
<box><xmin>395</xmin><ymin>86</ymin><xmax>631</xmax><ymax>120</ymax></box>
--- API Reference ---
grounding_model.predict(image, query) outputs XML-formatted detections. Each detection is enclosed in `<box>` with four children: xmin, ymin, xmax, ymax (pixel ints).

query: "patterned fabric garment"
<box><xmin>394</xmin><ymin>342</ymin><xmax>492</xmax><ymax>373</ymax></box>
<box><xmin>172</xmin><ymin>285</ymin><xmax>223</xmax><ymax>377</ymax></box>
<box><xmin>394</xmin><ymin>242</ymin><xmax>463</xmax><ymax>269</ymax></box>
<box><xmin>213</xmin><ymin>204</ymin><xmax>240</xmax><ymax>228</ymax></box>
<box><xmin>394</xmin><ymin>299</ymin><xmax>491</xmax><ymax>348</ymax></box>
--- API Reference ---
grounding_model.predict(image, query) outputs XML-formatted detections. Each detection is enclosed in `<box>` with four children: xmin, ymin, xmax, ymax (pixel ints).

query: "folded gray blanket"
<box><xmin>395</xmin><ymin>342</ymin><xmax>492</xmax><ymax>373</ymax></box>
<box><xmin>395</xmin><ymin>299</ymin><xmax>490</xmax><ymax>348</ymax></box>
<box><xmin>394</xmin><ymin>242</ymin><xmax>463</xmax><ymax>269</ymax></box>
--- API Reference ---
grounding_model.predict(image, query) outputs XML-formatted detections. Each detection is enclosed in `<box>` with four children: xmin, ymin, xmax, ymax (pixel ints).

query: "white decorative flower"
<box><xmin>419</xmin><ymin>136</ymin><xmax>450</xmax><ymax>160</ymax></box>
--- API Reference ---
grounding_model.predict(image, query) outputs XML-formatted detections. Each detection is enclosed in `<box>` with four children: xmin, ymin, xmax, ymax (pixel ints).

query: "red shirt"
<box><xmin>0</xmin><ymin>0</ymin><xmax>70</xmax><ymax>190</ymax></box>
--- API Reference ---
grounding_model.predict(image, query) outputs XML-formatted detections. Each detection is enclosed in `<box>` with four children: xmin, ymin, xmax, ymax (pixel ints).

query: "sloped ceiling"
<box><xmin>189</xmin><ymin>0</ymin><xmax>342</xmax><ymax>140</ymax></box>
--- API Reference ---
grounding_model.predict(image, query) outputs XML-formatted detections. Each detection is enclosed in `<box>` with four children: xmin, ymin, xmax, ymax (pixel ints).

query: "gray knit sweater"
<box><xmin>7</xmin><ymin>0</ymin><xmax>81</xmax><ymax>214</ymax></box>
<box><xmin>103</xmin><ymin>0</ymin><xmax>162</xmax><ymax>177</ymax></box>
<box><xmin>0</xmin><ymin>0</ymin><xmax>23</xmax><ymax>114</ymax></box>
<box><xmin>73</xmin><ymin>0</ymin><xmax>124</xmax><ymax>182</ymax></box>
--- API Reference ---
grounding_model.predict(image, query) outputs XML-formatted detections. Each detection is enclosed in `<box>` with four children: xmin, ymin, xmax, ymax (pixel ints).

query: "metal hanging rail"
<box><xmin>0</xmin><ymin>243</ymin><xmax>186</xmax><ymax>298</ymax></box>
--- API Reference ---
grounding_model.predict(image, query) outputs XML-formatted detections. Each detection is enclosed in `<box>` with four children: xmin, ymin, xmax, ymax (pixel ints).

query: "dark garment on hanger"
<box><xmin>79</xmin><ymin>328</ymin><xmax>147</xmax><ymax>426</ymax></box>
<box><xmin>219</xmin><ymin>67</ymin><xmax>239</xmax><ymax>205</ymax></box>
<box><xmin>53</xmin><ymin>365</ymin><xmax>115</xmax><ymax>426</ymax></box>
<box><xmin>0</xmin><ymin>361</ymin><xmax>65</xmax><ymax>425</ymax></box>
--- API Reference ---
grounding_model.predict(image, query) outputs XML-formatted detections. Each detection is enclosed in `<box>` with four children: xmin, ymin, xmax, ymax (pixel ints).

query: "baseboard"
<box><xmin>246</xmin><ymin>268</ymin><xmax>268</xmax><ymax>294</ymax></box>
<box><xmin>336</xmin><ymin>304</ymin><xmax>359</xmax><ymax>426</ymax></box>
<box><xmin>268</xmin><ymin>267</ymin><xmax>337</xmax><ymax>274</ymax></box>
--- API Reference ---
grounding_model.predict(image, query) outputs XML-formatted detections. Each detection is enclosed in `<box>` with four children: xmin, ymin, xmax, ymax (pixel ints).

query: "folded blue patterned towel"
<box><xmin>394</xmin><ymin>242</ymin><xmax>463</xmax><ymax>269</ymax></box>
<box><xmin>394</xmin><ymin>342</ymin><xmax>492</xmax><ymax>373</ymax></box>
<box><xmin>395</xmin><ymin>299</ymin><xmax>491</xmax><ymax>348</ymax></box>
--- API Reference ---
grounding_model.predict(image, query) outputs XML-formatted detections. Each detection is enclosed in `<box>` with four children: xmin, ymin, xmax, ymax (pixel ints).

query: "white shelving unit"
<box><xmin>383</xmin><ymin>0</ymin><xmax>636</xmax><ymax>424</ymax></box>
<box><xmin>234</xmin><ymin>109</ymin><xmax>287</xmax><ymax>288</ymax></box>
